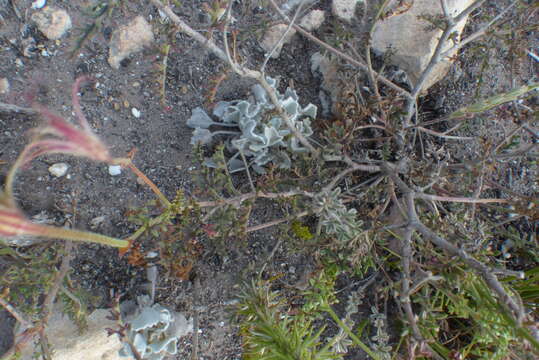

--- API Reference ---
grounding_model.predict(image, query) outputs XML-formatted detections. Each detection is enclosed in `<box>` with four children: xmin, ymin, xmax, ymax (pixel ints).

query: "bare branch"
<box><xmin>0</xmin><ymin>297</ymin><xmax>32</xmax><ymax>328</ymax></box>
<box><xmin>415</xmin><ymin>193</ymin><xmax>509</xmax><ymax>204</ymax></box>
<box><xmin>266</xmin><ymin>0</ymin><xmax>412</xmax><ymax>98</ymax></box>
<box><xmin>440</xmin><ymin>0</ymin><xmax>519</xmax><ymax>59</ymax></box>
<box><xmin>150</xmin><ymin>0</ymin><xmax>318</xmax><ymax>154</ymax></box>
<box><xmin>261</xmin><ymin>0</ymin><xmax>305</xmax><ymax>73</ymax></box>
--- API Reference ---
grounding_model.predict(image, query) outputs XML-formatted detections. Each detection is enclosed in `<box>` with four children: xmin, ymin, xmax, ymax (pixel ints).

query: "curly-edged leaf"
<box><xmin>148</xmin><ymin>337</ymin><xmax>178</xmax><ymax>356</ymax></box>
<box><xmin>281</xmin><ymin>97</ymin><xmax>299</xmax><ymax>117</ymax></box>
<box><xmin>222</xmin><ymin>108</ymin><xmax>241</xmax><ymax>124</ymax></box>
<box><xmin>253</xmin><ymin>149</ymin><xmax>272</xmax><ymax>166</ymax></box>
<box><xmin>187</xmin><ymin>107</ymin><xmax>213</xmax><ymax>129</ymax></box>
<box><xmin>231</xmin><ymin>137</ymin><xmax>249</xmax><ymax>151</ymax></box>
<box><xmin>269</xmin><ymin>117</ymin><xmax>282</xmax><ymax>129</ymax></box>
<box><xmin>228</xmin><ymin>157</ymin><xmax>245</xmax><ymax>173</ymax></box>
<box><xmin>290</xmin><ymin>137</ymin><xmax>308</xmax><ymax>153</ymax></box>
<box><xmin>213</xmin><ymin>101</ymin><xmax>231</xmax><ymax>119</ymax></box>
<box><xmin>284</xmin><ymin>87</ymin><xmax>298</xmax><ymax>101</ymax></box>
<box><xmin>251</xmin><ymin>84</ymin><xmax>268</xmax><ymax>104</ymax></box>
<box><xmin>242</xmin><ymin>120</ymin><xmax>264</xmax><ymax>143</ymax></box>
<box><xmin>236</xmin><ymin>100</ymin><xmax>250</xmax><ymax>116</ymax></box>
<box><xmin>190</xmin><ymin>128</ymin><xmax>213</xmax><ymax>145</ymax></box>
<box><xmin>265</xmin><ymin>76</ymin><xmax>277</xmax><ymax>88</ymax></box>
<box><xmin>299</xmin><ymin>118</ymin><xmax>314</xmax><ymax>137</ymax></box>
<box><xmin>264</xmin><ymin>126</ymin><xmax>284</xmax><ymax>146</ymax></box>
<box><xmin>301</xmin><ymin>103</ymin><xmax>317</xmax><ymax>119</ymax></box>
<box><xmin>249</xmin><ymin>142</ymin><xmax>268</xmax><ymax>152</ymax></box>
<box><xmin>131</xmin><ymin>307</ymin><xmax>163</xmax><ymax>331</ymax></box>
<box><xmin>132</xmin><ymin>333</ymin><xmax>148</xmax><ymax>358</ymax></box>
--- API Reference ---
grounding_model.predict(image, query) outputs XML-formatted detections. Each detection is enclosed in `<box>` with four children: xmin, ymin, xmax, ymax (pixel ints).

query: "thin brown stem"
<box><xmin>117</xmin><ymin>159</ymin><xmax>171</xmax><ymax>207</ymax></box>
<box><xmin>0</xmin><ymin>297</ymin><xmax>32</xmax><ymax>328</ymax></box>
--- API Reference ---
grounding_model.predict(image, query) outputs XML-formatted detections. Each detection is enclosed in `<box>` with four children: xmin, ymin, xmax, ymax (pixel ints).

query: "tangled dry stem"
<box><xmin>148</xmin><ymin>0</ymin><xmax>532</xmax><ymax>334</ymax></box>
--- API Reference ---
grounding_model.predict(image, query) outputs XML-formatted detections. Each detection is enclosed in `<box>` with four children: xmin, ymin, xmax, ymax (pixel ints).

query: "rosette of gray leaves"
<box><xmin>187</xmin><ymin>77</ymin><xmax>317</xmax><ymax>174</ymax></box>
<box><xmin>119</xmin><ymin>297</ymin><xmax>193</xmax><ymax>360</ymax></box>
<box><xmin>314</xmin><ymin>188</ymin><xmax>362</xmax><ymax>242</ymax></box>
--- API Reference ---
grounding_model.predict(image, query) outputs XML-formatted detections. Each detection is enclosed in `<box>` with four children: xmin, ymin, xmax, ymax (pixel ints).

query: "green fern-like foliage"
<box><xmin>235</xmin><ymin>280</ymin><xmax>341</xmax><ymax>360</ymax></box>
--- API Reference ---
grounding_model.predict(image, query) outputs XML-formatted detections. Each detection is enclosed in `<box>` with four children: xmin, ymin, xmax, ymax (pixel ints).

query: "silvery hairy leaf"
<box><xmin>190</xmin><ymin>128</ymin><xmax>212</xmax><ymax>145</ymax></box>
<box><xmin>187</xmin><ymin>107</ymin><xmax>213</xmax><ymax>129</ymax></box>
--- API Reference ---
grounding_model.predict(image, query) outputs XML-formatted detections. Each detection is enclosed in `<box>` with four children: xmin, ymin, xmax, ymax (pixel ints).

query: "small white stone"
<box><xmin>260</xmin><ymin>24</ymin><xmax>297</xmax><ymax>58</ymax></box>
<box><xmin>131</xmin><ymin>107</ymin><xmax>141</xmax><ymax>118</ymax></box>
<box><xmin>31</xmin><ymin>0</ymin><xmax>47</xmax><ymax>9</ymax></box>
<box><xmin>299</xmin><ymin>10</ymin><xmax>325</xmax><ymax>31</ymax></box>
<box><xmin>48</xmin><ymin>163</ymin><xmax>69</xmax><ymax>177</ymax></box>
<box><xmin>108</xmin><ymin>165</ymin><xmax>122</xmax><ymax>176</ymax></box>
<box><xmin>332</xmin><ymin>0</ymin><xmax>361</xmax><ymax>23</ymax></box>
<box><xmin>31</xmin><ymin>6</ymin><xmax>72</xmax><ymax>40</ymax></box>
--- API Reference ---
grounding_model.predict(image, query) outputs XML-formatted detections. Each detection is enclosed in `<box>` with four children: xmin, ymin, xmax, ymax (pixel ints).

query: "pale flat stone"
<box><xmin>310</xmin><ymin>52</ymin><xmax>340</xmax><ymax>115</ymax></box>
<box><xmin>31</xmin><ymin>6</ymin><xmax>72</xmax><ymax>40</ymax></box>
<box><xmin>372</xmin><ymin>0</ymin><xmax>474</xmax><ymax>91</ymax></box>
<box><xmin>48</xmin><ymin>162</ymin><xmax>69</xmax><ymax>177</ymax></box>
<box><xmin>299</xmin><ymin>10</ymin><xmax>325</xmax><ymax>32</ymax></box>
<box><xmin>108</xmin><ymin>16</ymin><xmax>154</xmax><ymax>69</ymax></box>
<box><xmin>332</xmin><ymin>0</ymin><xmax>362</xmax><ymax>23</ymax></box>
<box><xmin>0</xmin><ymin>78</ymin><xmax>9</xmax><ymax>94</ymax></box>
<box><xmin>19</xmin><ymin>308</ymin><xmax>123</xmax><ymax>360</ymax></box>
<box><xmin>260</xmin><ymin>24</ymin><xmax>296</xmax><ymax>58</ymax></box>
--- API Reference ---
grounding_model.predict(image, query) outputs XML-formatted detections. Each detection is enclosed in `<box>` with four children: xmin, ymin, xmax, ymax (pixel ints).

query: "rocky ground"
<box><xmin>1</xmin><ymin>0</ymin><xmax>537</xmax><ymax>359</ymax></box>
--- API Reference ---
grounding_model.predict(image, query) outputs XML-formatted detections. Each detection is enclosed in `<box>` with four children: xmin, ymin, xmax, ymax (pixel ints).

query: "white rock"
<box><xmin>299</xmin><ymin>10</ymin><xmax>325</xmax><ymax>32</ymax></box>
<box><xmin>31</xmin><ymin>6</ymin><xmax>72</xmax><ymax>40</ymax></box>
<box><xmin>48</xmin><ymin>163</ymin><xmax>69</xmax><ymax>177</ymax></box>
<box><xmin>332</xmin><ymin>0</ymin><xmax>362</xmax><ymax>23</ymax></box>
<box><xmin>311</xmin><ymin>52</ymin><xmax>340</xmax><ymax>115</ymax></box>
<box><xmin>108</xmin><ymin>165</ymin><xmax>122</xmax><ymax>176</ymax></box>
<box><xmin>108</xmin><ymin>16</ymin><xmax>154</xmax><ymax>69</ymax></box>
<box><xmin>31</xmin><ymin>0</ymin><xmax>47</xmax><ymax>9</ymax></box>
<box><xmin>372</xmin><ymin>0</ymin><xmax>474</xmax><ymax>91</ymax></box>
<box><xmin>18</xmin><ymin>307</ymin><xmax>123</xmax><ymax>360</ymax></box>
<box><xmin>282</xmin><ymin>0</ymin><xmax>317</xmax><ymax>14</ymax></box>
<box><xmin>131</xmin><ymin>107</ymin><xmax>141</xmax><ymax>118</ymax></box>
<box><xmin>260</xmin><ymin>24</ymin><xmax>296</xmax><ymax>59</ymax></box>
<box><xmin>0</xmin><ymin>78</ymin><xmax>9</xmax><ymax>94</ymax></box>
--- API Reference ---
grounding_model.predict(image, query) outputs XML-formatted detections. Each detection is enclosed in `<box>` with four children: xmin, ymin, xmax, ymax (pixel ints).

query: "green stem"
<box><xmin>37</xmin><ymin>224</ymin><xmax>128</xmax><ymax>248</ymax></box>
<box><xmin>324</xmin><ymin>305</ymin><xmax>381</xmax><ymax>360</ymax></box>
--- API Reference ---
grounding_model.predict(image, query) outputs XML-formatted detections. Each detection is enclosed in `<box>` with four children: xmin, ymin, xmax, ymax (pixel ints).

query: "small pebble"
<box><xmin>131</xmin><ymin>107</ymin><xmax>141</xmax><ymax>118</ymax></box>
<box><xmin>31</xmin><ymin>0</ymin><xmax>46</xmax><ymax>9</ymax></box>
<box><xmin>48</xmin><ymin>162</ymin><xmax>69</xmax><ymax>177</ymax></box>
<box><xmin>108</xmin><ymin>165</ymin><xmax>122</xmax><ymax>176</ymax></box>
<box><xmin>123</xmin><ymin>100</ymin><xmax>130</xmax><ymax>108</ymax></box>
<box><xmin>0</xmin><ymin>78</ymin><xmax>9</xmax><ymax>94</ymax></box>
